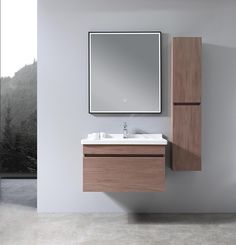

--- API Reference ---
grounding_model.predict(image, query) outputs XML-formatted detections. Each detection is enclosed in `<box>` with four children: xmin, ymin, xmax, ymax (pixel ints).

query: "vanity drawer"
<box><xmin>83</xmin><ymin>157</ymin><xmax>165</xmax><ymax>192</ymax></box>
<box><xmin>83</xmin><ymin>145</ymin><xmax>165</xmax><ymax>156</ymax></box>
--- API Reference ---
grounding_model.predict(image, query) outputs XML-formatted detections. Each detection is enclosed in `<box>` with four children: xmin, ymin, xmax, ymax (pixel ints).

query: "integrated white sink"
<box><xmin>81</xmin><ymin>133</ymin><xmax>167</xmax><ymax>145</ymax></box>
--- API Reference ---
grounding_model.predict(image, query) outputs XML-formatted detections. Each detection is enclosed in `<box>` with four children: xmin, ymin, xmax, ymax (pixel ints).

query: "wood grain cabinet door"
<box><xmin>83</xmin><ymin>157</ymin><xmax>165</xmax><ymax>192</ymax></box>
<box><xmin>172</xmin><ymin>105</ymin><xmax>201</xmax><ymax>170</ymax></box>
<box><xmin>172</xmin><ymin>37</ymin><xmax>201</xmax><ymax>103</ymax></box>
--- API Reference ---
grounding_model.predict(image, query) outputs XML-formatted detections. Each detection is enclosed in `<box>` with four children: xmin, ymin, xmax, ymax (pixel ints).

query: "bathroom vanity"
<box><xmin>82</xmin><ymin>34</ymin><xmax>202</xmax><ymax>193</ymax></box>
<box><xmin>81</xmin><ymin>134</ymin><xmax>167</xmax><ymax>192</ymax></box>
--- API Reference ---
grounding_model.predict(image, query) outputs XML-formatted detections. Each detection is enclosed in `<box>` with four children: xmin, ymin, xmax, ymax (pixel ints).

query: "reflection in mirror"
<box><xmin>89</xmin><ymin>32</ymin><xmax>161</xmax><ymax>114</ymax></box>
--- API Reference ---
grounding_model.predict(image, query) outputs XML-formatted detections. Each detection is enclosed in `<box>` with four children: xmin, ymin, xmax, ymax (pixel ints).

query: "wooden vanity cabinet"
<box><xmin>83</xmin><ymin>145</ymin><xmax>165</xmax><ymax>192</ymax></box>
<box><xmin>172</xmin><ymin>37</ymin><xmax>202</xmax><ymax>171</ymax></box>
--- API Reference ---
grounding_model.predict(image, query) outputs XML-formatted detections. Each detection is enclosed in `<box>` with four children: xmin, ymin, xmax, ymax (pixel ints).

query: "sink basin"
<box><xmin>81</xmin><ymin>133</ymin><xmax>167</xmax><ymax>145</ymax></box>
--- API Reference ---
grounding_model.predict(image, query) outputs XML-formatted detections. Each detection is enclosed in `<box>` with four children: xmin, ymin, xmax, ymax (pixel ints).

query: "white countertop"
<box><xmin>81</xmin><ymin>133</ymin><xmax>168</xmax><ymax>145</ymax></box>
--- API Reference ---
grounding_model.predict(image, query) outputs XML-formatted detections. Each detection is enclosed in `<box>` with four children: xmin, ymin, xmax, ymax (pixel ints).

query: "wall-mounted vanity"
<box><xmin>82</xmin><ymin>32</ymin><xmax>202</xmax><ymax>192</ymax></box>
<box><xmin>81</xmin><ymin>134</ymin><xmax>167</xmax><ymax>192</ymax></box>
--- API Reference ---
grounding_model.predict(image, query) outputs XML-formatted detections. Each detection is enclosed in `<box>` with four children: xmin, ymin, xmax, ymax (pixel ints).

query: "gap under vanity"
<box><xmin>81</xmin><ymin>33</ymin><xmax>202</xmax><ymax>192</ymax></box>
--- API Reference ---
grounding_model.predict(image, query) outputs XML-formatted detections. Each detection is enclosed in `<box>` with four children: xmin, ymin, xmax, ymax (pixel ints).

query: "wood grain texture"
<box><xmin>83</xmin><ymin>157</ymin><xmax>165</xmax><ymax>192</ymax></box>
<box><xmin>172</xmin><ymin>37</ymin><xmax>202</xmax><ymax>103</ymax></box>
<box><xmin>172</xmin><ymin>105</ymin><xmax>201</xmax><ymax>171</ymax></box>
<box><xmin>83</xmin><ymin>145</ymin><xmax>165</xmax><ymax>156</ymax></box>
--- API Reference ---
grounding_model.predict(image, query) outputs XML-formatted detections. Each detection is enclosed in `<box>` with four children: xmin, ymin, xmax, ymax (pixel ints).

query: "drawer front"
<box><xmin>83</xmin><ymin>145</ymin><xmax>165</xmax><ymax>156</ymax></box>
<box><xmin>83</xmin><ymin>157</ymin><xmax>165</xmax><ymax>192</ymax></box>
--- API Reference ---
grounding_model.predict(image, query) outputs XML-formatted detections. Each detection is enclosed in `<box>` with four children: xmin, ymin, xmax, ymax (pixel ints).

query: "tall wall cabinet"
<box><xmin>171</xmin><ymin>37</ymin><xmax>202</xmax><ymax>171</ymax></box>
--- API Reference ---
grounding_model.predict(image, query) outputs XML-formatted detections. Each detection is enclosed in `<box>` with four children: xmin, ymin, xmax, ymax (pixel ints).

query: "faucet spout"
<box><xmin>123</xmin><ymin>122</ymin><xmax>128</xmax><ymax>139</ymax></box>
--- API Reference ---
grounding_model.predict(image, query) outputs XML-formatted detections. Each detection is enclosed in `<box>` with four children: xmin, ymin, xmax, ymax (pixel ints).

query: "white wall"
<box><xmin>38</xmin><ymin>0</ymin><xmax>236</xmax><ymax>212</ymax></box>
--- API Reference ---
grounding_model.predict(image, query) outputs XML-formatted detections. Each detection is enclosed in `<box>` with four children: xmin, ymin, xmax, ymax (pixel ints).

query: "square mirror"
<box><xmin>89</xmin><ymin>31</ymin><xmax>161</xmax><ymax>114</ymax></box>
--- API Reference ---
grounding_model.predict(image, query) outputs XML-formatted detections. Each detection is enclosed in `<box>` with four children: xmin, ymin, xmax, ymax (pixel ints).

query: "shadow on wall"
<box><xmin>106</xmin><ymin>43</ymin><xmax>236</xmax><ymax>213</ymax></box>
<box><xmin>202</xmin><ymin>43</ymin><xmax>236</xmax><ymax>171</ymax></box>
<box><xmin>106</xmin><ymin>192</ymin><xmax>164</xmax><ymax>213</ymax></box>
<box><xmin>200</xmin><ymin>43</ymin><xmax>236</xmax><ymax>207</ymax></box>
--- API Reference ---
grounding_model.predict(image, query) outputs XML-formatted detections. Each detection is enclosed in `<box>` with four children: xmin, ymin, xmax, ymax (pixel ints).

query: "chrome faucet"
<box><xmin>123</xmin><ymin>122</ymin><xmax>128</xmax><ymax>138</ymax></box>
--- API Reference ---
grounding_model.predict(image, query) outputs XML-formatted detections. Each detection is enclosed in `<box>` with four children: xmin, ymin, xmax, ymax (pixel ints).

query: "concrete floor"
<box><xmin>1</xmin><ymin>180</ymin><xmax>236</xmax><ymax>245</ymax></box>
